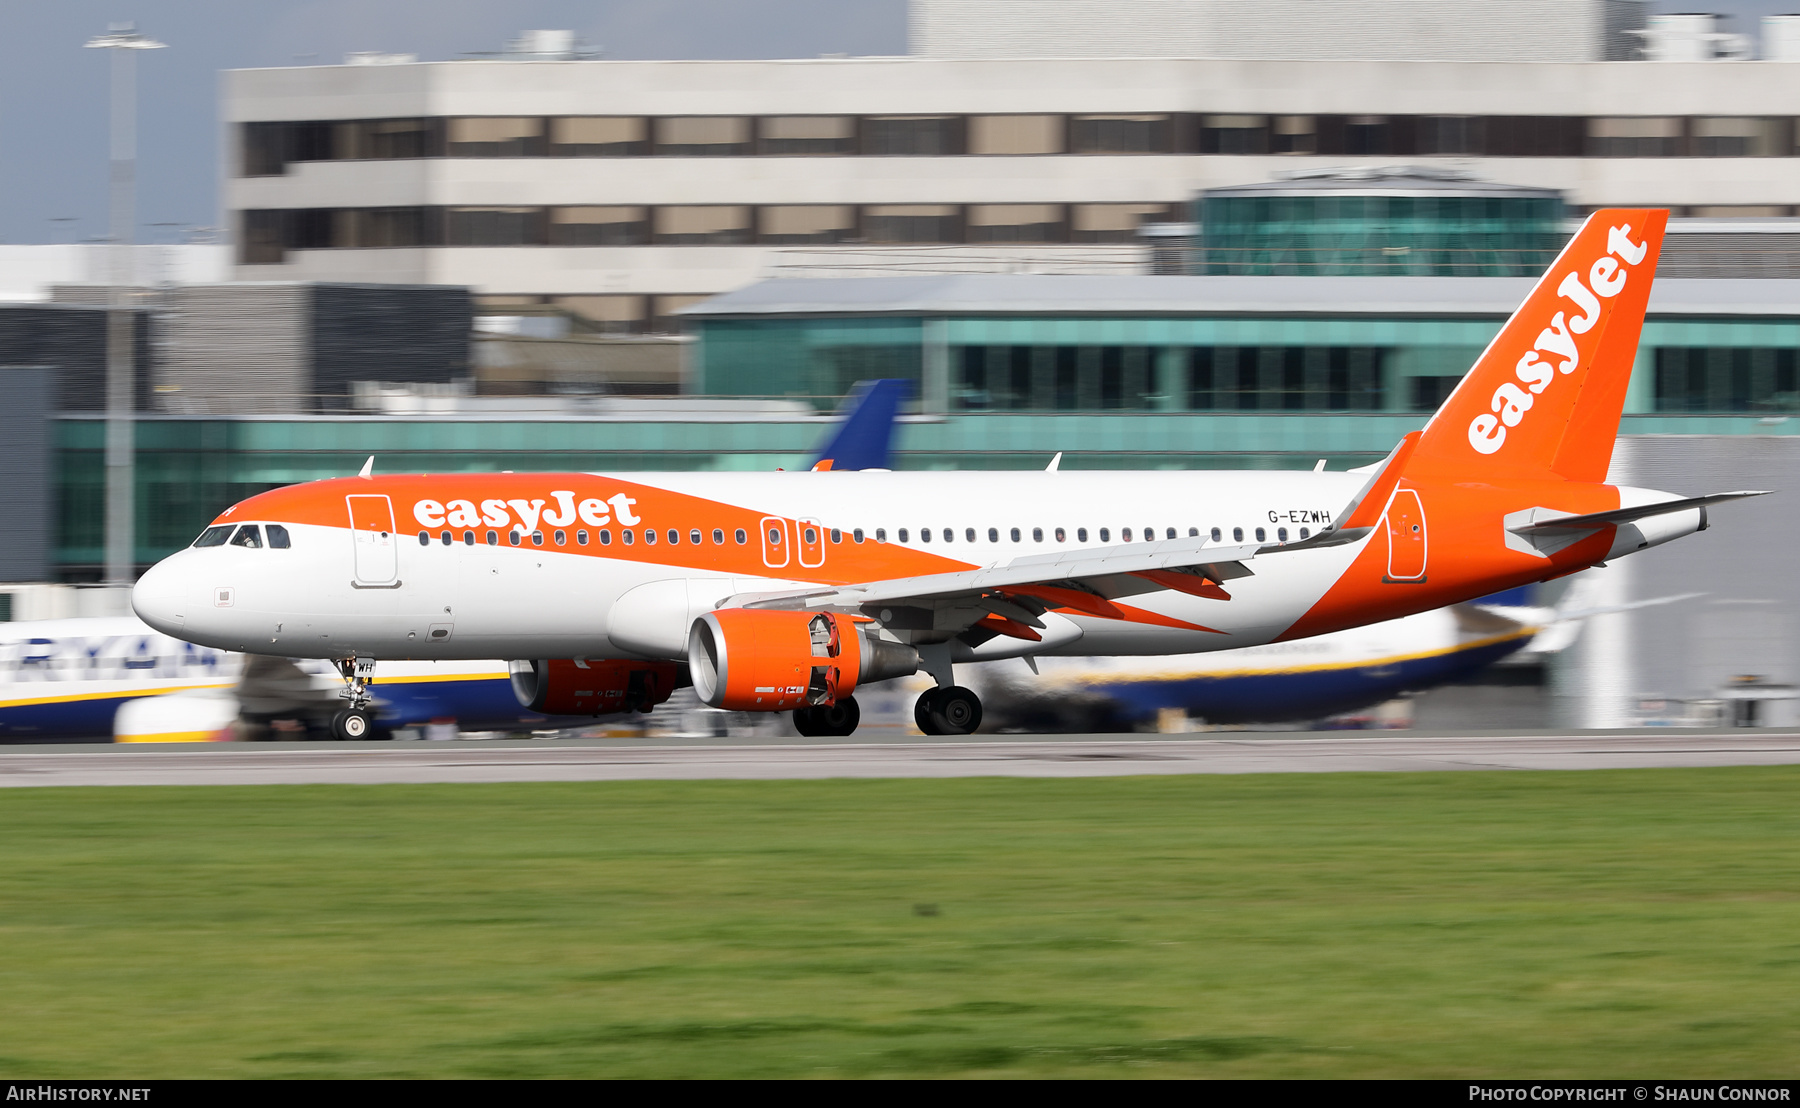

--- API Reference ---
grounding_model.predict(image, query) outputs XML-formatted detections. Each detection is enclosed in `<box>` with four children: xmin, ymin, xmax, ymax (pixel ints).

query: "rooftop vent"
<box><xmin>503</xmin><ymin>29</ymin><xmax>597</xmax><ymax>60</ymax></box>
<box><xmin>1633</xmin><ymin>13</ymin><xmax>1752</xmax><ymax>60</ymax></box>
<box><xmin>343</xmin><ymin>51</ymin><xmax>416</xmax><ymax>65</ymax></box>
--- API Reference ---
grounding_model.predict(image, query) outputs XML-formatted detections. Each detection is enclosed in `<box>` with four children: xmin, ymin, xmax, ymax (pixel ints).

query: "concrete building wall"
<box><xmin>911</xmin><ymin>0</ymin><xmax>1611</xmax><ymax>62</ymax></box>
<box><xmin>1553</xmin><ymin>435</ymin><xmax>1800</xmax><ymax>725</ymax></box>
<box><xmin>224</xmin><ymin>56</ymin><xmax>1800</xmax><ymax>299</ymax></box>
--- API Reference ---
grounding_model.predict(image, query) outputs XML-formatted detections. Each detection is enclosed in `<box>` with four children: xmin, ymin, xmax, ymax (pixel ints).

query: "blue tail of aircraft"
<box><xmin>809</xmin><ymin>379</ymin><xmax>908</xmax><ymax>471</ymax></box>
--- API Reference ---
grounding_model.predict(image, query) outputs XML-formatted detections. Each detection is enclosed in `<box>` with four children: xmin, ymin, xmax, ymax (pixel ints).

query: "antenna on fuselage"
<box><xmin>358</xmin><ymin>456</ymin><xmax>374</xmax><ymax>478</ymax></box>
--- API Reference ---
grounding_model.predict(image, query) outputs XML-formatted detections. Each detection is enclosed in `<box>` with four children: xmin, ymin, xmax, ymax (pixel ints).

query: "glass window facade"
<box><xmin>1196</xmin><ymin>193</ymin><xmax>1565</xmax><ymax>276</ymax></box>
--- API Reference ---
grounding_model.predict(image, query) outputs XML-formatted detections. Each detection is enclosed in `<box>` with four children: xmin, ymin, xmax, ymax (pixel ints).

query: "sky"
<box><xmin>0</xmin><ymin>0</ymin><xmax>1787</xmax><ymax>246</ymax></box>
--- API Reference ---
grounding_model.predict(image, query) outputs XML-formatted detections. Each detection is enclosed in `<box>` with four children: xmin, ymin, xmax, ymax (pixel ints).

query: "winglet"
<box><xmin>358</xmin><ymin>456</ymin><xmax>374</xmax><ymax>478</ymax></box>
<box><xmin>1046</xmin><ymin>452</ymin><xmax>1062</xmax><ymax>472</ymax></box>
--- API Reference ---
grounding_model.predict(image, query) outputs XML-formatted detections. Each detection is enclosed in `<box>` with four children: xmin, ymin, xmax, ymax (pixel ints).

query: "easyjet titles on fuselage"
<box><xmin>412</xmin><ymin>491</ymin><xmax>641</xmax><ymax>534</ymax></box>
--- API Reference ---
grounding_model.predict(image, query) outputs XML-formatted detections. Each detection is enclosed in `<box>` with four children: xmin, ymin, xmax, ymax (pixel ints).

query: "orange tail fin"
<box><xmin>1409</xmin><ymin>209</ymin><xmax>1667</xmax><ymax>483</ymax></box>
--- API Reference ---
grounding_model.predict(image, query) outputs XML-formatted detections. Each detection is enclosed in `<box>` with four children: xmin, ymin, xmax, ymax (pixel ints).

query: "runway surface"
<box><xmin>3</xmin><ymin>730</ymin><xmax>1800</xmax><ymax>787</ymax></box>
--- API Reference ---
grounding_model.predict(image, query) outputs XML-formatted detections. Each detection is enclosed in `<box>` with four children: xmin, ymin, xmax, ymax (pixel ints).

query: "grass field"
<box><xmin>2</xmin><ymin>769</ymin><xmax>1799</xmax><ymax>1077</ymax></box>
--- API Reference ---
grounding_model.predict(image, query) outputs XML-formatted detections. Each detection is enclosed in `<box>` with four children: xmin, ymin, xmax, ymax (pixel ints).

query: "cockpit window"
<box><xmin>229</xmin><ymin>525</ymin><xmax>263</xmax><ymax>549</ymax></box>
<box><xmin>266</xmin><ymin>524</ymin><xmax>291</xmax><ymax>549</ymax></box>
<box><xmin>193</xmin><ymin>525</ymin><xmax>233</xmax><ymax>548</ymax></box>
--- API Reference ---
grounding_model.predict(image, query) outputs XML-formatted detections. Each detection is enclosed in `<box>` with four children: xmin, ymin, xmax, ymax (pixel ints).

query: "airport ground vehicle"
<box><xmin>132</xmin><ymin>210</ymin><xmax>1761</xmax><ymax>738</ymax></box>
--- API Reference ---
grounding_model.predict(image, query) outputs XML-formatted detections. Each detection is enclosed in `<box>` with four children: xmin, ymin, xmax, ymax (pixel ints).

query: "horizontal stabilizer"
<box><xmin>1508</xmin><ymin>490</ymin><xmax>1768</xmax><ymax>536</ymax></box>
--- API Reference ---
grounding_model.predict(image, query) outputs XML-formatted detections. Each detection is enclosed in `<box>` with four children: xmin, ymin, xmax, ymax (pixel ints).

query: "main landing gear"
<box><xmin>915</xmin><ymin>685</ymin><xmax>983</xmax><ymax>736</ymax></box>
<box><xmin>793</xmin><ymin>696</ymin><xmax>861</xmax><ymax>738</ymax></box>
<box><xmin>331</xmin><ymin>657</ymin><xmax>379</xmax><ymax>742</ymax></box>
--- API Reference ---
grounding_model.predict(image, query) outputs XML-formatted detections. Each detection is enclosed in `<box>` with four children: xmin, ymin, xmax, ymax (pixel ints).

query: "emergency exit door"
<box><xmin>1385</xmin><ymin>488</ymin><xmax>1427</xmax><ymax>581</ymax></box>
<box><xmin>347</xmin><ymin>495</ymin><xmax>398</xmax><ymax>585</ymax></box>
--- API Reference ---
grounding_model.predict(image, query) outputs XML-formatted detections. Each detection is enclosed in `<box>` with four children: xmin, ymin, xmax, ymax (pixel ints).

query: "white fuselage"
<box><xmin>136</xmin><ymin>469</ymin><xmax>1370</xmax><ymax>663</ymax></box>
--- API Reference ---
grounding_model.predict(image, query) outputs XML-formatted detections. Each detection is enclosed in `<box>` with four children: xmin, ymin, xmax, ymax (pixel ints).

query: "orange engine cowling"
<box><xmin>687</xmin><ymin>609</ymin><xmax>872</xmax><ymax>712</ymax></box>
<box><xmin>509</xmin><ymin>658</ymin><xmax>681</xmax><ymax>716</ymax></box>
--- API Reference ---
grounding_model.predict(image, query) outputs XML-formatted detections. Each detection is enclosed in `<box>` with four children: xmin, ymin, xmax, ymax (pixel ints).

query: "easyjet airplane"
<box><xmin>132</xmin><ymin>210</ymin><xmax>1762</xmax><ymax>740</ymax></box>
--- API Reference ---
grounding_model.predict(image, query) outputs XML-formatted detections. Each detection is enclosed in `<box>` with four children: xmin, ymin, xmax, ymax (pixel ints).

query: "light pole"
<box><xmin>85</xmin><ymin>23</ymin><xmax>164</xmax><ymax>588</ymax></box>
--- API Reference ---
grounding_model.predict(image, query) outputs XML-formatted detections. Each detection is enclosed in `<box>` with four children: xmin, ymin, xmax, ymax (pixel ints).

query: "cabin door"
<box><xmin>347</xmin><ymin>495</ymin><xmax>399</xmax><ymax>585</ymax></box>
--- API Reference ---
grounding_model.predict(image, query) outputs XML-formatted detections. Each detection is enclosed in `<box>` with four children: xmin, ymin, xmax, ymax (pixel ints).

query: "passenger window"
<box><xmin>803</xmin><ymin>527</ymin><xmax>817</xmax><ymax>544</ymax></box>
<box><xmin>1278</xmin><ymin>527</ymin><xmax>1288</xmax><ymax>542</ymax></box>
<box><xmin>1099</xmin><ymin>528</ymin><xmax>1110</xmax><ymax>542</ymax></box>
<box><xmin>831</xmin><ymin>528</ymin><xmax>842</xmax><ymax>544</ymax></box>
<box><xmin>531</xmin><ymin>531</ymin><xmax>544</xmax><ymax>546</ymax></box>
<box><xmin>599</xmin><ymin>529</ymin><xmax>612</xmax><ymax>545</ymax></box>
<box><xmin>1032</xmin><ymin>527</ymin><xmax>1043</xmax><ymax>542</ymax></box>
<box><xmin>486</xmin><ymin>530</ymin><xmax>499</xmax><ymax>545</ymax></box>
<box><xmin>1166</xmin><ymin>528</ymin><xmax>1177</xmax><ymax>540</ymax></box>
<box><xmin>509</xmin><ymin>530</ymin><xmax>522</xmax><ymax>547</ymax></box>
<box><xmin>230</xmin><ymin>525</ymin><xmax>263</xmax><ymax>549</ymax></box>
<box><xmin>554</xmin><ymin>530</ymin><xmax>566</xmax><ymax>545</ymax></box>
<box><xmin>959</xmin><ymin>528</ymin><xmax>970</xmax><ymax>542</ymax></box>
<box><xmin>898</xmin><ymin>528</ymin><xmax>909</xmax><ymax>543</ymax></box>
<box><xmin>577</xmin><ymin>529</ymin><xmax>588</xmax><ymax>545</ymax></box>
<box><xmin>267</xmin><ymin>525</ymin><xmax>292</xmax><ymax>549</ymax></box>
<box><xmin>1055</xmin><ymin>527</ymin><xmax>1065</xmax><ymax>542</ymax></box>
<box><xmin>622</xmin><ymin>530</ymin><xmax>634</xmax><ymax>545</ymax></box>
<box><xmin>666</xmin><ymin>529</ymin><xmax>678</xmax><ymax>545</ymax></box>
<box><xmin>713</xmin><ymin>529</ymin><xmax>724</xmax><ymax>545</ymax></box>
<box><xmin>939</xmin><ymin>528</ymin><xmax>950</xmax><ymax>543</ymax></box>
<box><xmin>462</xmin><ymin>531</ymin><xmax>474</xmax><ymax>546</ymax></box>
<box><xmin>1122</xmin><ymin>528</ymin><xmax>1133</xmax><ymax>542</ymax></box>
<box><xmin>734</xmin><ymin>528</ymin><xmax>747</xmax><ymax>544</ymax></box>
<box><xmin>645</xmin><ymin>529</ymin><xmax>657</xmax><ymax>545</ymax></box>
<box><xmin>1300</xmin><ymin>527</ymin><xmax>1310</xmax><ymax>540</ymax></box>
<box><xmin>876</xmin><ymin>528</ymin><xmax>887</xmax><ymax>542</ymax></box>
<box><xmin>1211</xmin><ymin>527</ymin><xmax>1221</xmax><ymax>542</ymax></box>
<box><xmin>1010</xmin><ymin>527</ymin><xmax>1021</xmax><ymax>542</ymax></box>
<box><xmin>766</xmin><ymin>527</ymin><xmax>781</xmax><ymax>545</ymax></box>
<box><xmin>193</xmin><ymin>525</ymin><xmax>234</xmax><ymax>548</ymax></box>
<box><xmin>440</xmin><ymin>530</ymin><xmax>452</xmax><ymax>546</ymax></box>
<box><xmin>1077</xmin><ymin>528</ymin><xmax>1088</xmax><ymax>542</ymax></box>
<box><xmin>853</xmin><ymin>528</ymin><xmax>864</xmax><ymax>543</ymax></box>
<box><xmin>1188</xmin><ymin>527</ymin><xmax>1199</xmax><ymax>538</ymax></box>
<box><xmin>988</xmin><ymin>527</ymin><xmax>999</xmax><ymax>543</ymax></box>
<box><xmin>920</xmin><ymin>528</ymin><xmax>931</xmax><ymax>543</ymax></box>
<box><xmin>1255</xmin><ymin>527</ymin><xmax>1267</xmax><ymax>542</ymax></box>
<box><xmin>417</xmin><ymin>530</ymin><xmax>429</xmax><ymax>546</ymax></box>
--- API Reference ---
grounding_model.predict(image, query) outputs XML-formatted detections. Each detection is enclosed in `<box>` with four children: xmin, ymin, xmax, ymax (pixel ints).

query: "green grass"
<box><xmin>3</xmin><ymin>769</ymin><xmax>1800</xmax><ymax>1077</ymax></box>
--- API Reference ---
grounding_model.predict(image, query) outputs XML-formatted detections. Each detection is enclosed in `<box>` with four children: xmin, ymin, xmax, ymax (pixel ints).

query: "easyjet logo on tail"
<box><xmin>1466</xmin><ymin>224</ymin><xmax>1650</xmax><ymax>456</ymax></box>
<box><xmin>411</xmin><ymin>491</ymin><xmax>641</xmax><ymax>533</ymax></box>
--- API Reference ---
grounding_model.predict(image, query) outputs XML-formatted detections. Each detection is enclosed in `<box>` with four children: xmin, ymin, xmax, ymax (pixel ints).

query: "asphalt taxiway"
<box><xmin>2</xmin><ymin>730</ymin><xmax>1799</xmax><ymax>787</ymax></box>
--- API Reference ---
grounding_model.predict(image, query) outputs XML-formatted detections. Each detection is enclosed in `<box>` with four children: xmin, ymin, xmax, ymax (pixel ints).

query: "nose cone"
<box><xmin>132</xmin><ymin>558</ymin><xmax>188</xmax><ymax>635</ymax></box>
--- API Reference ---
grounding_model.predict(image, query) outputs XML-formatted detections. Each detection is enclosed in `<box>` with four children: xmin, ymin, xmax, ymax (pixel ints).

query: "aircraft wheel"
<box><xmin>914</xmin><ymin>689</ymin><xmax>940</xmax><ymax>734</ymax></box>
<box><xmin>927</xmin><ymin>686</ymin><xmax>982</xmax><ymax>735</ymax></box>
<box><xmin>332</xmin><ymin>708</ymin><xmax>374</xmax><ymax>741</ymax></box>
<box><xmin>811</xmin><ymin>697</ymin><xmax>861</xmax><ymax>737</ymax></box>
<box><xmin>792</xmin><ymin>706</ymin><xmax>819</xmax><ymax>737</ymax></box>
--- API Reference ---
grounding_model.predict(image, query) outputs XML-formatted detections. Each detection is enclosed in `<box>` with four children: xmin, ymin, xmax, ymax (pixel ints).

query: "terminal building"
<box><xmin>223</xmin><ymin>1</ymin><xmax>1800</xmax><ymax>324</ymax></box>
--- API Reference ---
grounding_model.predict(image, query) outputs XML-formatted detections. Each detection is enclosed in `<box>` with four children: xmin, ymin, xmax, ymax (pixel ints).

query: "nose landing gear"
<box><xmin>331</xmin><ymin>656</ymin><xmax>379</xmax><ymax>741</ymax></box>
<box><xmin>915</xmin><ymin>685</ymin><xmax>982</xmax><ymax>736</ymax></box>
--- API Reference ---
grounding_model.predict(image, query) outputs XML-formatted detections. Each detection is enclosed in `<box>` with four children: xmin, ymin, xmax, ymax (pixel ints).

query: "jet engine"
<box><xmin>509</xmin><ymin>658</ymin><xmax>681</xmax><ymax>716</ymax></box>
<box><xmin>688</xmin><ymin>609</ymin><xmax>919</xmax><ymax>712</ymax></box>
